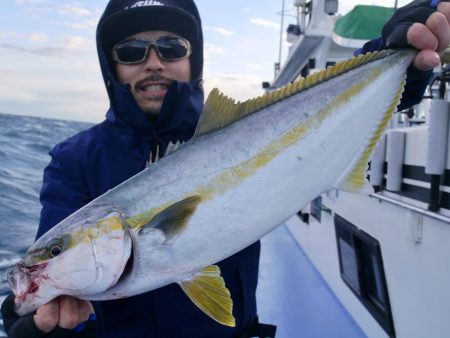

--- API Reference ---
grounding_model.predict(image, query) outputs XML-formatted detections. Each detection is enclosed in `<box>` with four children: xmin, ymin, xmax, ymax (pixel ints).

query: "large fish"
<box><xmin>8</xmin><ymin>49</ymin><xmax>414</xmax><ymax>326</ymax></box>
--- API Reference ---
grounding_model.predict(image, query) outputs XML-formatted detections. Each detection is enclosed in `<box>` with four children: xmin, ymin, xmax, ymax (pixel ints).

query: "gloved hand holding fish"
<box><xmin>382</xmin><ymin>0</ymin><xmax>450</xmax><ymax>70</ymax></box>
<box><xmin>6</xmin><ymin>48</ymin><xmax>416</xmax><ymax>327</ymax></box>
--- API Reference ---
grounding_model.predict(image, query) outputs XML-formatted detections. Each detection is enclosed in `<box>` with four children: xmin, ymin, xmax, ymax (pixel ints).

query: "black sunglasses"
<box><xmin>112</xmin><ymin>36</ymin><xmax>192</xmax><ymax>64</ymax></box>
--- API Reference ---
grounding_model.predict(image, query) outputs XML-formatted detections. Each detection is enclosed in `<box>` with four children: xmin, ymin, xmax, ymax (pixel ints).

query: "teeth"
<box><xmin>143</xmin><ymin>85</ymin><xmax>165</xmax><ymax>91</ymax></box>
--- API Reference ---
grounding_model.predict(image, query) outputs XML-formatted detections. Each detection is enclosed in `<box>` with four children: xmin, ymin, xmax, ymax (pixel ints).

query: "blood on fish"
<box><xmin>28</xmin><ymin>281</ymin><xmax>39</xmax><ymax>294</ymax></box>
<box><xmin>20</xmin><ymin>263</ymin><xmax>48</xmax><ymax>274</ymax></box>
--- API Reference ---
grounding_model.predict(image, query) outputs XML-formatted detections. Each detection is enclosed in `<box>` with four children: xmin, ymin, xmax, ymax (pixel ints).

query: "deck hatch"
<box><xmin>334</xmin><ymin>214</ymin><xmax>395</xmax><ymax>338</ymax></box>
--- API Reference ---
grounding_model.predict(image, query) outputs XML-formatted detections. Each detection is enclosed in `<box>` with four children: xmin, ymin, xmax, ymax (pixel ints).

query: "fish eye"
<box><xmin>46</xmin><ymin>236</ymin><xmax>69</xmax><ymax>259</ymax></box>
<box><xmin>49</xmin><ymin>245</ymin><xmax>62</xmax><ymax>257</ymax></box>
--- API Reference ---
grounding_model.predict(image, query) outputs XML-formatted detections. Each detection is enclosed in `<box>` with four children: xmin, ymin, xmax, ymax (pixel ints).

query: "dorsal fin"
<box><xmin>146</xmin><ymin>141</ymin><xmax>185</xmax><ymax>167</ymax></box>
<box><xmin>195</xmin><ymin>50</ymin><xmax>392</xmax><ymax>137</ymax></box>
<box><xmin>194</xmin><ymin>89</ymin><xmax>239</xmax><ymax>136</ymax></box>
<box><xmin>164</xmin><ymin>140</ymin><xmax>184</xmax><ymax>157</ymax></box>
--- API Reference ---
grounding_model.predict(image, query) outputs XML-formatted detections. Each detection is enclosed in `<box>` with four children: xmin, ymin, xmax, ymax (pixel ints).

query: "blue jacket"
<box><xmin>38</xmin><ymin>76</ymin><xmax>261</xmax><ymax>338</ymax></box>
<box><xmin>37</xmin><ymin>1</ymin><xmax>260</xmax><ymax>337</ymax></box>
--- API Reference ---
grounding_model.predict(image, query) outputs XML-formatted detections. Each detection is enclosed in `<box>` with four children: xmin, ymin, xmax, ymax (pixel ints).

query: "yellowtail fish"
<box><xmin>8</xmin><ymin>49</ymin><xmax>415</xmax><ymax>326</ymax></box>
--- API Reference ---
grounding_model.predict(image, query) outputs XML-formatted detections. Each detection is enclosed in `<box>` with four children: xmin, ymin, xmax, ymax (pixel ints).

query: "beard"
<box><xmin>142</xmin><ymin>105</ymin><xmax>160</xmax><ymax>123</ymax></box>
<box><xmin>130</xmin><ymin>73</ymin><xmax>174</xmax><ymax>123</ymax></box>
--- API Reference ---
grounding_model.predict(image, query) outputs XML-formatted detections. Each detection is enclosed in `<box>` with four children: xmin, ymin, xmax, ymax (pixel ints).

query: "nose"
<box><xmin>143</xmin><ymin>47</ymin><xmax>165</xmax><ymax>72</ymax></box>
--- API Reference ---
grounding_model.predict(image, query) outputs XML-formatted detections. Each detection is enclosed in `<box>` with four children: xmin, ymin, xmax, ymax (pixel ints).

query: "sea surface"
<box><xmin>0</xmin><ymin>113</ymin><xmax>92</xmax><ymax>336</ymax></box>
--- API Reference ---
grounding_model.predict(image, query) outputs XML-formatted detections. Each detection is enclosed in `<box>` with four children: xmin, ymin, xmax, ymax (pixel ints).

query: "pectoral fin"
<box><xmin>130</xmin><ymin>196</ymin><xmax>202</xmax><ymax>244</ymax></box>
<box><xmin>149</xmin><ymin>196</ymin><xmax>202</xmax><ymax>238</ymax></box>
<box><xmin>177</xmin><ymin>265</ymin><xmax>235</xmax><ymax>327</ymax></box>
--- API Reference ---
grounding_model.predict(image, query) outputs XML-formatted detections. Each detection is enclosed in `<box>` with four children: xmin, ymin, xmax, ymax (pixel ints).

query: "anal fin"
<box><xmin>335</xmin><ymin>77</ymin><xmax>406</xmax><ymax>195</ymax></box>
<box><xmin>177</xmin><ymin>265</ymin><xmax>235</xmax><ymax>327</ymax></box>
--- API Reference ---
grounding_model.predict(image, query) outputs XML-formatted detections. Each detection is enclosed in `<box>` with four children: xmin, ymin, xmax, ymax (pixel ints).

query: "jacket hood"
<box><xmin>96</xmin><ymin>0</ymin><xmax>204</xmax><ymax>140</ymax></box>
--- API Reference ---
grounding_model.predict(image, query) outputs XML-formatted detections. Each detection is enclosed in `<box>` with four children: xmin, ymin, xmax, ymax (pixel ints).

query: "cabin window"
<box><xmin>334</xmin><ymin>214</ymin><xmax>395</xmax><ymax>338</ymax></box>
<box><xmin>338</xmin><ymin>230</ymin><xmax>360</xmax><ymax>293</ymax></box>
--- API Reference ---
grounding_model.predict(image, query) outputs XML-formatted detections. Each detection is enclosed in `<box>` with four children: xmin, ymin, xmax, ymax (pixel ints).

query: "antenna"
<box><xmin>277</xmin><ymin>0</ymin><xmax>286</xmax><ymax>71</ymax></box>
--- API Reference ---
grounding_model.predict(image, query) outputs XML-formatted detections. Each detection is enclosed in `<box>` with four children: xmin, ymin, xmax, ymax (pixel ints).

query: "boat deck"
<box><xmin>257</xmin><ymin>224</ymin><xmax>366</xmax><ymax>338</ymax></box>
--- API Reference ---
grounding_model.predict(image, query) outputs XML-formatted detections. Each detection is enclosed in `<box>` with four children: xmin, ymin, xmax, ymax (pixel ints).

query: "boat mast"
<box><xmin>276</xmin><ymin>0</ymin><xmax>286</xmax><ymax>76</ymax></box>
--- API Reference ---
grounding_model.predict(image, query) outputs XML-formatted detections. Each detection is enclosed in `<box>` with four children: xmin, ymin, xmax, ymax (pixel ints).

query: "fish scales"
<box><xmin>85</xmin><ymin>50</ymin><xmax>412</xmax><ymax>296</ymax></box>
<box><xmin>8</xmin><ymin>50</ymin><xmax>414</xmax><ymax>325</ymax></box>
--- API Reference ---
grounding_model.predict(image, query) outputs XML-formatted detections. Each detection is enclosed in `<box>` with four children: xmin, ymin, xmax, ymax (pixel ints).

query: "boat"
<box><xmin>259</xmin><ymin>1</ymin><xmax>450</xmax><ymax>337</ymax></box>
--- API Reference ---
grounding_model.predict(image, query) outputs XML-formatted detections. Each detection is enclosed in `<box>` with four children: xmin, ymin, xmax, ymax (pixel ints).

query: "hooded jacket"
<box><xmin>37</xmin><ymin>1</ymin><xmax>260</xmax><ymax>337</ymax></box>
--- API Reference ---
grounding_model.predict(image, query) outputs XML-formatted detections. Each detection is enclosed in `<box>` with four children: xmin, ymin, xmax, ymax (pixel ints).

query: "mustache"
<box><xmin>133</xmin><ymin>74</ymin><xmax>174</xmax><ymax>90</ymax></box>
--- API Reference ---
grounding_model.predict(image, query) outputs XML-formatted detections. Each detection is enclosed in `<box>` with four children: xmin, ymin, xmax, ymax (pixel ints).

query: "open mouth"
<box><xmin>137</xmin><ymin>82</ymin><xmax>170</xmax><ymax>98</ymax></box>
<box><xmin>8</xmin><ymin>262</ymin><xmax>47</xmax><ymax>300</ymax></box>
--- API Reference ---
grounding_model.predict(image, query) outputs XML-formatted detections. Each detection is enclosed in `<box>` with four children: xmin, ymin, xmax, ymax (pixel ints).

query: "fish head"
<box><xmin>9</xmin><ymin>207</ymin><xmax>132</xmax><ymax>315</ymax></box>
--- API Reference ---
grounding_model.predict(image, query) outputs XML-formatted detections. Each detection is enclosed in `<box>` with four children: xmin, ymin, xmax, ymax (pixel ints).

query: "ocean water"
<box><xmin>0</xmin><ymin>113</ymin><xmax>92</xmax><ymax>336</ymax></box>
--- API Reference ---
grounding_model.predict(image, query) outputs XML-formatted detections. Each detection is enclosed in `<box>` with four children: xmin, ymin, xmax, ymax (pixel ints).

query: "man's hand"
<box><xmin>1</xmin><ymin>294</ymin><xmax>96</xmax><ymax>338</ymax></box>
<box><xmin>382</xmin><ymin>0</ymin><xmax>450</xmax><ymax>71</ymax></box>
<box><xmin>34</xmin><ymin>296</ymin><xmax>94</xmax><ymax>333</ymax></box>
<box><xmin>409</xmin><ymin>1</ymin><xmax>450</xmax><ymax>70</ymax></box>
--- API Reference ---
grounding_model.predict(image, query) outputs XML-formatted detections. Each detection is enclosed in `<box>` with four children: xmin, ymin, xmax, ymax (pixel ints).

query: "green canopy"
<box><xmin>334</xmin><ymin>5</ymin><xmax>394</xmax><ymax>40</ymax></box>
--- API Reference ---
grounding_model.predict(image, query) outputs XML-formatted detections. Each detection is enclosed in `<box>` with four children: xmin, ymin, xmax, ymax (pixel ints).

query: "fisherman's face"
<box><xmin>115</xmin><ymin>30</ymin><xmax>191</xmax><ymax>119</ymax></box>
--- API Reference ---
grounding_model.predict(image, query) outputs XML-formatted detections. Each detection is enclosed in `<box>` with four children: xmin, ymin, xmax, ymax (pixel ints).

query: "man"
<box><xmin>3</xmin><ymin>1</ymin><xmax>261</xmax><ymax>337</ymax></box>
<box><xmin>2</xmin><ymin>0</ymin><xmax>450</xmax><ymax>337</ymax></box>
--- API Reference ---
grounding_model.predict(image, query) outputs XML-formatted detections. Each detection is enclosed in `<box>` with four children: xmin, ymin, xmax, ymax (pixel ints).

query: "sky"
<box><xmin>0</xmin><ymin>0</ymin><xmax>410</xmax><ymax>123</ymax></box>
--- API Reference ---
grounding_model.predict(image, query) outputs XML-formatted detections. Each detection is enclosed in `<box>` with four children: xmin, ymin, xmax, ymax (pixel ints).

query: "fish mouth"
<box><xmin>8</xmin><ymin>262</ymin><xmax>47</xmax><ymax>301</ymax></box>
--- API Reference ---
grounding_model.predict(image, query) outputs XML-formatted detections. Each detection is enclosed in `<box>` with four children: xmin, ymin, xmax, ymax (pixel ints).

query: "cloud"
<box><xmin>0</xmin><ymin>66</ymin><xmax>107</xmax><ymax>123</ymax></box>
<box><xmin>204</xmin><ymin>71</ymin><xmax>264</xmax><ymax>102</ymax></box>
<box><xmin>63</xmin><ymin>35</ymin><xmax>93</xmax><ymax>51</ymax></box>
<box><xmin>15</xmin><ymin>0</ymin><xmax>53</xmax><ymax>17</ymax></box>
<box><xmin>204</xmin><ymin>43</ymin><xmax>225</xmax><ymax>56</ymax></box>
<box><xmin>0</xmin><ymin>43</ymin><xmax>65</xmax><ymax>56</ymax></box>
<box><xmin>15</xmin><ymin>0</ymin><xmax>48</xmax><ymax>4</ymax></box>
<box><xmin>206</xmin><ymin>26</ymin><xmax>235</xmax><ymax>36</ymax></box>
<box><xmin>53</xmin><ymin>6</ymin><xmax>101</xmax><ymax>31</ymax></box>
<box><xmin>339</xmin><ymin>0</ymin><xmax>410</xmax><ymax>14</ymax></box>
<box><xmin>0</xmin><ymin>35</ymin><xmax>93</xmax><ymax>56</ymax></box>
<box><xmin>0</xmin><ymin>32</ymin><xmax>20</xmax><ymax>40</ymax></box>
<box><xmin>63</xmin><ymin>18</ymin><xmax>98</xmax><ymax>30</ymax></box>
<box><xmin>29</xmin><ymin>33</ymin><xmax>48</xmax><ymax>43</ymax></box>
<box><xmin>250</xmin><ymin>17</ymin><xmax>280</xmax><ymax>30</ymax></box>
<box><xmin>244</xmin><ymin>62</ymin><xmax>263</xmax><ymax>70</ymax></box>
<box><xmin>58</xmin><ymin>4</ymin><xmax>92</xmax><ymax>17</ymax></box>
<box><xmin>0</xmin><ymin>69</ymin><xmax>42</xmax><ymax>101</ymax></box>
